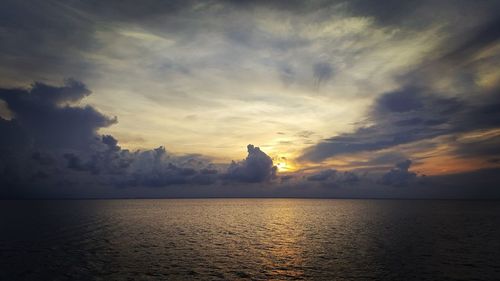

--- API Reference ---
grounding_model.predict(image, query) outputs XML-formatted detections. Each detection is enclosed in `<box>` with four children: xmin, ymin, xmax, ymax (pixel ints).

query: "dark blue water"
<box><xmin>1</xmin><ymin>199</ymin><xmax>500</xmax><ymax>280</ymax></box>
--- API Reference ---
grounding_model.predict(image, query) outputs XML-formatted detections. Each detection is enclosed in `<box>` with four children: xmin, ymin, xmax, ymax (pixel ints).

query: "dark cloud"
<box><xmin>313</xmin><ymin>62</ymin><xmax>334</xmax><ymax>87</ymax></box>
<box><xmin>120</xmin><ymin>147</ymin><xmax>218</xmax><ymax>187</ymax></box>
<box><xmin>305</xmin><ymin>169</ymin><xmax>360</xmax><ymax>187</ymax></box>
<box><xmin>224</xmin><ymin>144</ymin><xmax>277</xmax><ymax>183</ymax></box>
<box><xmin>380</xmin><ymin>160</ymin><xmax>417</xmax><ymax>186</ymax></box>
<box><xmin>76</xmin><ymin>0</ymin><xmax>191</xmax><ymax>20</ymax></box>
<box><xmin>1</xmin><ymin>0</ymin><xmax>498</xmax><ymax>84</ymax></box>
<box><xmin>280</xmin><ymin>175</ymin><xmax>294</xmax><ymax>182</ymax></box>
<box><xmin>346</xmin><ymin>0</ymin><xmax>500</xmax><ymax>30</ymax></box>
<box><xmin>300</xmin><ymin>17</ymin><xmax>500</xmax><ymax>167</ymax></box>
<box><xmin>102</xmin><ymin>135</ymin><xmax>120</xmax><ymax>151</ymax></box>
<box><xmin>395</xmin><ymin>159</ymin><xmax>411</xmax><ymax>171</ymax></box>
<box><xmin>66</xmin><ymin>143</ymin><xmax>221</xmax><ymax>188</ymax></box>
<box><xmin>297</xmin><ymin>6</ymin><xmax>500</xmax><ymax>164</ymax></box>
<box><xmin>0</xmin><ymin>1</ymin><xmax>98</xmax><ymax>84</ymax></box>
<box><xmin>441</xmin><ymin>16</ymin><xmax>500</xmax><ymax>63</ymax></box>
<box><xmin>0</xmin><ymin>80</ymin><xmax>286</xmax><ymax>197</ymax></box>
<box><xmin>366</xmin><ymin>152</ymin><xmax>410</xmax><ymax>168</ymax></box>
<box><xmin>300</xmin><ymin>19</ymin><xmax>500</xmax><ymax>163</ymax></box>
<box><xmin>307</xmin><ymin>169</ymin><xmax>336</xmax><ymax>181</ymax></box>
<box><xmin>421</xmin><ymin>168</ymin><xmax>500</xmax><ymax>199</ymax></box>
<box><xmin>345</xmin><ymin>0</ymin><xmax>422</xmax><ymax>26</ymax></box>
<box><xmin>454</xmin><ymin>133</ymin><xmax>500</xmax><ymax>162</ymax></box>
<box><xmin>0</xmin><ymin>81</ymin><xmax>119</xmax><ymax>193</ymax></box>
<box><xmin>0</xmin><ymin>81</ymin><xmax>223</xmax><ymax>196</ymax></box>
<box><xmin>0</xmin><ymin>80</ymin><xmax>116</xmax><ymax>151</ymax></box>
<box><xmin>337</xmin><ymin>171</ymin><xmax>360</xmax><ymax>184</ymax></box>
<box><xmin>299</xmin><ymin>87</ymin><xmax>464</xmax><ymax>162</ymax></box>
<box><xmin>375</xmin><ymin>87</ymin><xmax>423</xmax><ymax>113</ymax></box>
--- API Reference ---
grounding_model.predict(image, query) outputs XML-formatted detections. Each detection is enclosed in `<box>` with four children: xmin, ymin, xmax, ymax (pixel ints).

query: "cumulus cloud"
<box><xmin>380</xmin><ymin>160</ymin><xmax>417</xmax><ymax>186</ymax></box>
<box><xmin>224</xmin><ymin>144</ymin><xmax>277</xmax><ymax>183</ymax></box>
<box><xmin>0</xmin><ymin>80</ymin><xmax>117</xmax><ymax>183</ymax></box>
<box><xmin>0</xmin><ymin>81</ymin><xmax>114</xmax><ymax>194</ymax></box>
<box><xmin>0</xmin><ymin>80</ymin><xmax>117</xmax><ymax>151</ymax></box>
<box><xmin>0</xmin><ymin>81</ymin><xmax>223</xmax><ymax>194</ymax></box>
<box><xmin>60</xmin><ymin>139</ymin><xmax>223</xmax><ymax>188</ymax></box>
<box><xmin>0</xmin><ymin>80</ymin><xmax>285</xmax><ymax>197</ymax></box>
<box><xmin>121</xmin><ymin>147</ymin><xmax>217</xmax><ymax>187</ymax></box>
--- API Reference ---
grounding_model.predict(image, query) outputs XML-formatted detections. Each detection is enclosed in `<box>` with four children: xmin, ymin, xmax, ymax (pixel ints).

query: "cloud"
<box><xmin>336</xmin><ymin>171</ymin><xmax>360</xmax><ymax>184</ymax></box>
<box><xmin>60</xmin><ymin>141</ymin><xmax>221</xmax><ymax>188</ymax></box>
<box><xmin>441</xmin><ymin>16</ymin><xmax>500</xmax><ymax>63</ymax></box>
<box><xmin>297</xmin><ymin>9</ymin><xmax>500</xmax><ymax>163</ymax></box>
<box><xmin>304</xmin><ymin>169</ymin><xmax>360</xmax><ymax>187</ymax></box>
<box><xmin>300</xmin><ymin>16</ymin><xmax>500</xmax><ymax>163</ymax></box>
<box><xmin>299</xmin><ymin>86</ymin><xmax>471</xmax><ymax>162</ymax></box>
<box><xmin>454</xmin><ymin>133</ymin><xmax>500</xmax><ymax>159</ymax></box>
<box><xmin>313</xmin><ymin>62</ymin><xmax>334</xmax><ymax>87</ymax></box>
<box><xmin>0</xmin><ymin>80</ymin><xmax>122</xmax><ymax>192</ymax></box>
<box><xmin>1</xmin><ymin>1</ymin><xmax>500</xmax><ymax>198</ymax></box>
<box><xmin>375</xmin><ymin>87</ymin><xmax>423</xmax><ymax>113</ymax></box>
<box><xmin>380</xmin><ymin>159</ymin><xmax>417</xmax><ymax>186</ymax></box>
<box><xmin>0</xmin><ymin>80</ymin><xmax>117</xmax><ymax>151</ymax></box>
<box><xmin>346</xmin><ymin>0</ymin><xmax>500</xmax><ymax>30</ymax></box>
<box><xmin>307</xmin><ymin>169</ymin><xmax>336</xmax><ymax>181</ymax></box>
<box><xmin>0</xmin><ymin>78</ymin><xmax>497</xmax><ymax>200</ymax></box>
<box><xmin>306</xmin><ymin>88</ymin><xmax>500</xmax><ymax>163</ymax></box>
<box><xmin>120</xmin><ymin>146</ymin><xmax>218</xmax><ymax>187</ymax></box>
<box><xmin>0</xmin><ymin>80</ymin><xmax>284</xmax><ymax>197</ymax></box>
<box><xmin>0</xmin><ymin>81</ymin><xmax>223</xmax><ymax>195</ymax></box>
<box><xmin>224</xmin><ymin>144</ymin><xmax>277</xmax><ymax>183</ymax></box>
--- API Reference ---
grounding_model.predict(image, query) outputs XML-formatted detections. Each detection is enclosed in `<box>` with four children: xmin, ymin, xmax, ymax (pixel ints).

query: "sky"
<box><xmin>1</xmin><ymin>0</ymin><xmax>500</xmax><ymax>198</ymax></box>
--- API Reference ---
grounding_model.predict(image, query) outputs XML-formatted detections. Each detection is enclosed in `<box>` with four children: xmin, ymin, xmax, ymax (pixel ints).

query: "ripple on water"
<box><xmin>1</xmin><ymin>199</ymin><xmax>500</xmax><ymax>280</ymax></box>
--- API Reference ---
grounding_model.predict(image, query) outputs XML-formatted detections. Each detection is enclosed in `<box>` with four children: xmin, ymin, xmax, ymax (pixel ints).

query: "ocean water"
<box><xmin>1</xmin><ymin>199</ymin><xmax>500</xmax><ymax>281</ymax></box>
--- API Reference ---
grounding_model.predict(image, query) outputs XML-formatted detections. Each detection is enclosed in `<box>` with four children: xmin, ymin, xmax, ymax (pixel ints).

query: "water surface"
<box><xmin>1</xmin><ymin>199</ymin><xmax>499</xmax><ymax>280</ymax></box>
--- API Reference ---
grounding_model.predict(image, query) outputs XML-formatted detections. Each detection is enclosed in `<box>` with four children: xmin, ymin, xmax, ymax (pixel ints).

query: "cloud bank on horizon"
<box><xmin>1</xmin><ymin>0</ymin><xmax>500</xmax><ymax>198</ymax></box>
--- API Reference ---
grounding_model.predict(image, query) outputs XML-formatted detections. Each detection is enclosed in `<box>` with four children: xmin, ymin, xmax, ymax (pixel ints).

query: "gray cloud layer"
<box><xmin>300</xmin><ymin>16</ymin><xmax>500</xmax><ymax>163</ymax></box>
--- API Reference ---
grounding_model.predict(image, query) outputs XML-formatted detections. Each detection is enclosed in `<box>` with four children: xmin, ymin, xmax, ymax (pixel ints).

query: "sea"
<box><xmin>1</xmin><ymin>199</ymin><xmax>499</xmax><ymax>280</ymax></box>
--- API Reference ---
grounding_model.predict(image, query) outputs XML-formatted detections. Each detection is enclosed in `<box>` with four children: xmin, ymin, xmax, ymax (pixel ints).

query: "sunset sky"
<box><xmin>1</xmin><ymin>0</ymin><xmax>500</xmax><ymax>198</ymax></box>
